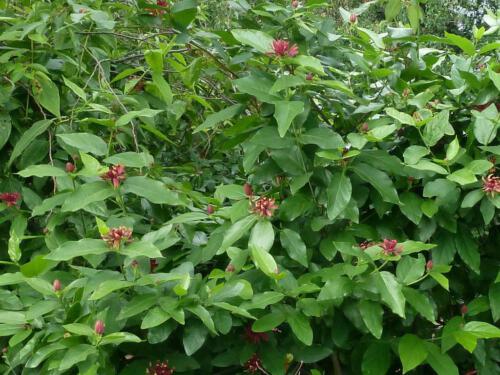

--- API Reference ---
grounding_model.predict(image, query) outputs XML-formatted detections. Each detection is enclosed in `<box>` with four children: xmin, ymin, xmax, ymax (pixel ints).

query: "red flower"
<box><xmin>94</xmin><ymin>320</ymin><xmax>105</xmax><ymax>335</ymax></box>
<box><xmin>147</xmin><ymin>361</ymin><xmax>174</xmax><ymax>375</ymax></box>
<box><xmin>349</xmin><ymin>13</ymin><xmax>358</xmax><ymax>23</ymax></box>
<box><xmin>306</xmin><ymin>72</ymin><xmax>314</xmax><ymax>81</ymax></box>
<box><xmin>359</xmin><ymin>241</ymin><xmax>375</xmax><ymax>250</ymax></box>
<box><xmin>460</xmin><ymin>304</ymin><xmax>468</xmax><ymax>315</ymax></box>
<box><xmin>270</xmin><ymin>39</ymin><xmax>299</xmax><ymax>57</ymax></box>
<box><xmin>150</xmin><ymin>259</ymin><xmax>159</xmax><ymax>272</ymax></box>
<box><xmin>291</xmin><ymin>0</ymin><xmax>299</xmax><ymax>8</ymax></box>
<box><xmin>101</xmin><ymin>164</ymin><xmax>126</xmax><ymax>188</ymax></box>
<box><xmin>102</xmin><ymin>226</ymin><xmax>133</xmax><ymax>249</ymax></box>
<box><xmin>207</xmin><ymin>204</ymin><xmax>215</xmax><ymax>215</ymax></box>
<box><xmin>65</xmin><ymin>162</ymin><xmax>76</xmax><ymax>173</ymax></box>
<box><xmin>380</xmin><ymin>239</ymin><xmax>402</xmax><ymax>256</ymax></box>
<box><xmin>426</xmin><ymin>260</ymin><xmax>433</xmax><ymax>271</ymax></box>
<box><xmin>146</xmin><ymin>0</ymin><xmax>169</xmax><ymax>16</ymax></box>
<box><xmin>244</xmin><ymin>183</ymin><xmax>253</xmax><ymax>197</ymax></box>
<box><xmin>0</xmin><ymin>192</ymin><xmax>21</xmax><ymax>207</ymax></box>
<box><xmin>53</xmin><ymin>279</ymin><xmax>61</xmax><ymax>292</ymax></box>
<box><xmin>244</xmin><ymin>353</ymin><xmax>263</xmax><ymax>373</ymax></box>
<box><xmin>244</xmin><ymin>325</ymin><xmax>269</xmax><ymax>344</ymax></box>
<box><xmin>482</xmin><ymin>174</ymin><xmax>500</xmax><ymax>195</ymax></box>
<box><xmin>226</xmin><ymin>263</ymin><xmax>236</xmax><ymax>273</ymax></box>
<box><xmin>252</xmin><ymin>197</ymin><xmax>278</xmax><ymax>217</ymax></box>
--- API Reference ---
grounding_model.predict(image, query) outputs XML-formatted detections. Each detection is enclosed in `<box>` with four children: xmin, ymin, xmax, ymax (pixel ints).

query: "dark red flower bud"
<box><xmin>460</xmin><ymin>304</ymin><xmax>468</xmax><ymax>315</ymax></box>
<box><xmin>0</xmin><ymin>192</ymin><xmax>21</xmax><ymax>207</ymax></box>
<box><xmin>94</xmin><ymin>320</ymin><xmax>105</xmax><ymax>335</ymax></box>
<box><xmin>147</xmin><ymin>360</ymin><xmax>174</xmax><ymax>375</ymax></box>
<box><xmin>150</xmin><ymin>259</ymin><xmax>159</xmax><ymax>272</ymax></box>
<box><xmin>207</xmin><ymin>204</ymin><xmax>215</xmax><ymax>215</ymax></box>
<box><xmin>65</xmin><ymin>162</ymin><xmax>75</xmax><ymax>173</ymax></box>
<box><xmin>53</xmin><ymin>279</ymin><xmax>61</xmax><ymax>292</ymax></box>
<box><xmin>426</xmin><ymin>260</ymin><xmax>433</xmax><ymax>271</ymax></box>
<box><xmin>226</xmin><ymin>263</ymin><xmax>235</xmax><ymax>273</ymax></box>
<box><xmin>306</xmin><ymin>73</ymin><xmax>313</xmax><ymax>81</ymax></box>
<box><xmin>349</xmin><ymin>13</ymin><xmax>357</xmax><ymax>23</ymax></box>
<box><xmin>291</xmin><ymin>0</ymin><xmax>299</xmax><ymax>9</ymax></box>
<box><xmin>244</xmin><ymin>183</ymin><xmax>253</xmax><ymax>197</ymax></box>
<box><xmin>360</xmin><ymin>122</ymin><xmax>369</xmax><ymax>133</ymax></box>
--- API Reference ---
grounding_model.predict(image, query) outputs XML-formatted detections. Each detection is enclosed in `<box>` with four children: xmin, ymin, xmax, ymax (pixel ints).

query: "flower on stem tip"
<box><xmin>380</xmin><ymin>239</ymin><xmax>402</xmax><ymax>256</ymax></box>
<box><xmin>244</xmin><ymin>353</ymin><xmax>263</xmax><ymax>373</ymax></box>
<box><xmin>94</xmin><ymin>320</ymin><xmax>105</xmax><ymax>335</ymax></box>
<box><xmin>101</xmin><ymin>164</ymin><xmax>126</xmax><ymax>188</ymax></box>
<box><xmin>0</xmin><ymin>192</ymin><xmax>21</xmax><ymax>207</ymax></box>
<box><xmin>252</xmin><ymin>197</ymin><xmax>278</xmax><ymax>217</ymax></box>
<box><xmin>147</xmin><ymin>361</ymin><xmax>174</xmax><ymax>375</ymax></box>
<box><xmin>269</xmin><ymin>39</ymin><xmax>299</xmax><ymax>57</ymax></box>
<box><xmin>482</xmin><ymin>174</ymin><xmax>500</xmax><ymax>195</ymax></box>
<box><xmin>53</xmin><ymin>279</ymin><xmax>61</xmax><ymax>292</ymax></box>
<box><xmin>244</xmin><ymin>325</ymin><xmax>269</xmax><ymax>344</ymax></box>
<box><xmin>102</xmin><ymin>226</ymin><xmax>133</xmax><ymax>249</ymax></box>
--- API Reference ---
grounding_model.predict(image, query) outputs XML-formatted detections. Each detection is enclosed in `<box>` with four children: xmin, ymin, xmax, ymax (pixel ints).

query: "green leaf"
<box><xmin>45</xmin><ymin>239</ymin><xmax>109</xmax><ymax>261</ymax></box>
<box><xmin>352</xmin><ymin>164</ymin><xmax>399</xmax><ymax>204</ymax></box>
<box><xmin>61</xmin><ymin>181</ymin><xmax>114</xmax><ymax>212</ymax></box>
<box><xmin>234</xmin><ymin>75</ymin><xmax>281</xmax><ymax>103</ymax></box>
<box><xmin>461</xmin><ymin>189</ymin><xmax>484</xmax><ymax>208</ymax></box>
<box><xmin>145</xmin><ymin>49</ymin><xmax>163</xmax><ymax>73</ymax></box>
<box><xmin>291</xmin><ymin>55</ymin><xmax>325</xmax><ymax>75</ymax></box>
<box><xmin>399</xmin><ymin>192</ymin><xmax>423</xmax><ymax>224</ymax></box>
<box><xmin>251</xmin><ymin>246</ymin><xmax>278</xmax><ymax>276</ymax></box>
<box><xmin>187</xmin><ymin>305</ymin><xmax>217</xmax><ymax>335</ymax></box>
<box><xmin>183</xmin><ymin>322</ymin><xmax>207</xmax><ymax>355</ymax></box>
<box><xmin>252</xmin><ymin>312</ymin><xmax>286</xmax><ymax>332</ymax></box>
<box><xmin>99</xmin><ymin>332</ymin><xmax>141</xmax><ymax>345</ymax></box>
<box><xmin>422</xmin><ymin>110</ymin><xmax>453</xmax><ymax>147</ymax></box>
<box><xmin>396</xmin><ymin>255</ymin><xmax>425</xmax><ymax>284</ymax></box>
<box><xmin>429</xmin><ymin>272</ymin><xmax>449</xmax><ymax>291</ymax></box>
<box><xmin>90</xmin><ymin>280</ymin><xmax>133</xmax><ymax>300</ymax></box>
<box><xmin>59</xmin><ymin>344</ymin><xmax>96</xmax><ymax>371</ymax></box>
<box><xmin>287</xmin><ymin>312</ymin><xmax>313</xmax><ymax>346</ymax></box>
<box><xmin>25</xmin><ymin>343</ymin><xmax>65</xmax><ymax>368</ymax></box>
<box><xmin>249</xmin><ymin>220</ymin><xmax>274</xmax><ymax>253</ymax></box>
<box><xmin>26</xmin><ymin>300</ymin><xmax>59</xmax><ymax>320</ymax></box>
<box><xmin>151</xmin><ymin>72</ymin><xmax>173</xmax><ymax>105</ymax></box>
<box><xmin>489</xmin><ymin>283</ymin><xmax>500</xmax><ymax>322</ymax></box>
<box><xmin>399</xmin><ymin>334</ymin><xmax>428</xmax><ymax>373</ymax></box>
<box><xmin>118</xmin><ymin>294</ymin><xmax>157</xmax><ymax>320</ymax></box>
<box><xmin>445</xmin><ymin>32</ymin><xmax>476</xmax><ymax>56</ymax></box>
<box><xmin>57</xmin><ymin>133</ymin><xmax>107</xmax><ymax>156</ymax></box>
<box><xmin>18</xmin><ymin>164</ymin><xmax>66</xmax><ymax>178</ymax></box>
<box><xmin>273</xmin><ymin>101</ymin><xmax>304</xmax><ymax>137</ymax></box>
<box><xmin>403</xmin><ymin>287</ymin><xmax>436</xmax><ymax>323</ymax></box>
<box><xmin>63</xmin><ymin>76</ymin><xmax>86</xmax><ymax>101</ymax></box>
<box><xmin>270</xmin><ymin>75</ymin><xmax>306</xmax><ymax>93</ymax></box>
<box><xmin>409</xmin><ymin>160</ymin><xmax>448</xmax><ymax>174</ymax></box>
<box><xmin>386</xmin><ymin>107</ymin><xmax>415</xmax><ymax>125</ymax></box>
<box><xmin>446</xmin><ymin>137</ymin><xmax>460</xmax><ymax>160</ymax></box>
<box><xmin>299</xmin><ymin>128</ymin><xmax>344</xmax><ymax>149</ymax></box>
<box><xmin>447</xmin><ymin>168</ymin><xmax>477</xmax><ymax>185</ymax></box>
<box><xmin>221</xmin><ymin>215</ymin><xmax>257</xmax><ymax>251</ymax></box>
<box><xmin>33</xmin><ymin>71</ymin><xmax>60</xmax><ymax>117</ymax></box>
<box><xmin>231</xmin><ymin>29</ymin><xmax>274</xmax><ymax>53</ymax></box>
<box><xmin>104</xmin><ymin>152</ymin><xmax>154</xmax><ymax>168</ymax></box>
<box><xmin>362</xmin><ymin>342</ymin><xmax>392</xmax><ymax>375</ymax></box>
<box><xmin>463</xmin><ymin>321</ymin><xmax>500</xmax><ymax>338</ymax></box>
<box><xmin>375</xmin><ymin>271</ymin><xmax>405</xmax><ymax>318</ymax></box>
<box><xmin>327</xmin><ymin>172</ymin><xmax>352</xmax><ymax>220</ymax></box>
<box><xmin>63</xmin><ymin>323</ymin><xmax>95</xmax><ymax>337</ymax></box>
<box><xmin>0</xmin><ymin>113</ymin><xmax>12</xmax><ymax>151</ymax></box>
<box><xmin>280</xmin><ymin>228</ymin><xmax>308</xmax><ymax>267</ymax></box>
<box><xmin>424</xmin><ymin>342</ymin><xmax>459</xmax><ymax>375</ymax></box>
<box><xmin>194</xmin><ymin>104</ymin><xmax>244</xmax><ymax>133</ymax></box>
<box><xmin>455</xmin><ymin>232</ymin><xmax>480</xmax><ymax>273</ymax></box>
<box><xmin>115</xmin><ymin>109</ymin><xmax>163</xmax><ymax>127</ymax></box>
<box><xmin>121</xmin><ymin>241</ymin><xmax>163</xmax><ymax>259</ymax></box>
<box><xmin>385</xmin><ymin>0</ymin><xmax>401</xmax><ymax>21</ymax></box>
<box><xmin>403</xmin><ymin>146</ymin><xmax>429</xmax><ymax>165</ymax></box>
<box><xmin>359</xmin><ymin>300</ymin><xmax>383</xmax><ymax>339</ymax></box>
<box><xmin>141</xmin><ymin>307</ymin><xmax>170</xmax><ymax>329</ymax></box>
<box><xmin>8</xmin><ymin>119</ymin><xmax>52</xmax><ymax>167</ymax></box>
<box><xmin>123</xmin><ymin>176</ymin><xmax>180</xmax><ymax>205</ymax></box>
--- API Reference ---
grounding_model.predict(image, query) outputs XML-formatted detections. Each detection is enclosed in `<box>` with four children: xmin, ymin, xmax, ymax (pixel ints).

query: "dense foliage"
<box><xmin>0</xmin><ymin>0</ymin><xmax>499</xmax><ymax>374</ymax></box>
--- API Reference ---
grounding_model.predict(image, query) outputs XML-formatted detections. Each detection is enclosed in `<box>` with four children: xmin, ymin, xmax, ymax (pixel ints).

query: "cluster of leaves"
<box><xmin>0</xmin><ymin>0</ymin><xmax>499</xmax><ymax>374</ymax></box>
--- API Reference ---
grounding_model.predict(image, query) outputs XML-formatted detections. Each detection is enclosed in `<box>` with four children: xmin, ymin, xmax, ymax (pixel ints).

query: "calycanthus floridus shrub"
<box><xmin>0</xmin><ymin>0</ymin><xmax>499</xmax><ymax>374</ymax></box>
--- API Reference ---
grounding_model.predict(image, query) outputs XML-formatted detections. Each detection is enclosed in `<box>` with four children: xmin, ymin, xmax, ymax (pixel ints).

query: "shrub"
<box><xmin>0</xmin><ymin>1</ymin><xmax>499</xmax><ymax>374</ymax></box>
